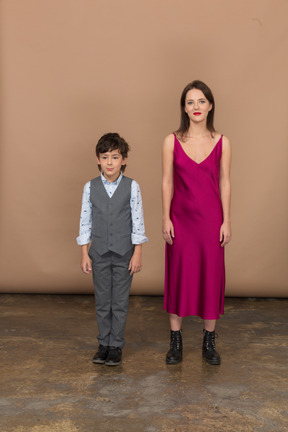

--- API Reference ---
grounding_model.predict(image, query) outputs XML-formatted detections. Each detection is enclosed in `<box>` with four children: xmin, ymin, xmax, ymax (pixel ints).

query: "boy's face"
<box><xmin>97</xmin><ymin>149</ymin><xmax>126</xmax><ymax>182</ymax></box>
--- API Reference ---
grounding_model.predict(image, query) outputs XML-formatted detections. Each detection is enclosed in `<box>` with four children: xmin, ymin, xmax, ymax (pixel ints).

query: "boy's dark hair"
<box><xmin>96</xmin><ymin>133</ymin><xmax>130</xmax><ymax>172</ymax></box>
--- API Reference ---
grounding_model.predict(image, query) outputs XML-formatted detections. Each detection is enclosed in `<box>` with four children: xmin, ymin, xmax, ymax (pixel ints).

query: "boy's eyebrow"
<box><xmin>101</xmin><ymin>151</ymin><xmax>121</xmax><ymax>156</ymax></box>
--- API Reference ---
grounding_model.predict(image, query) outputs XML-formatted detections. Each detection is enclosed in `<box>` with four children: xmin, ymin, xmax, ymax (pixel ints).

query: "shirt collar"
<box><xmin>101</xmin><ymin>172</ymin><xmax>123</xmax><ymax>186</ymax></box>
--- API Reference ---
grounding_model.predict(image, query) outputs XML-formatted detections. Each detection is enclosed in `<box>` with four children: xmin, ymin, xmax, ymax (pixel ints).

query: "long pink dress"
<box><xmin>164</xmin><ymin>134</ymin><xmax>225</xmax><ymax>319</ymax></box>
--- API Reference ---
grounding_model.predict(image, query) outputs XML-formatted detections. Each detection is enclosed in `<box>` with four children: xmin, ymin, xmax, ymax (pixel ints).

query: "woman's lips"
<box><xmin>193</xmin><ymin>112</ymin><xmax>201</xmax><ymax>116</ymax></box>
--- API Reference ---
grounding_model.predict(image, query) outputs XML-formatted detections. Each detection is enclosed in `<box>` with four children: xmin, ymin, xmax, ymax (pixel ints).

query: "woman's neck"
<box><xmin>186</xmin><ymin>122</ymin><xmax>209</xmax><ymax>138</ymax></box>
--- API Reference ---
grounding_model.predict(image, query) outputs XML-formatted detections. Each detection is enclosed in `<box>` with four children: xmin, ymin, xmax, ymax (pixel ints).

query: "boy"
<box><xmin>77</xmin><ymin>133</ymin><xmax>147</xmax><ymax>366</ymax></box>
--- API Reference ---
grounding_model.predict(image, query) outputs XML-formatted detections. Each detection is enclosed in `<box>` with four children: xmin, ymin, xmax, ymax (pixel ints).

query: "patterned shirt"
<box><xmin>77</xmin><ymin>173</ymin><xmax>148</xmax><ymax>246</ymax></box>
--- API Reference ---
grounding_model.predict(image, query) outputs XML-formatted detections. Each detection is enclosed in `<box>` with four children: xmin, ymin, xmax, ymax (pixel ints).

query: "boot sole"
<box><xmin>205</xmin><ymin>359</ymin><xmax>220</xmax><ymax>365</ymax></box>
<box><xmin>202</xmin><ymin>354</ymin><xmax>220</xmax><ymax>365</ymax></box>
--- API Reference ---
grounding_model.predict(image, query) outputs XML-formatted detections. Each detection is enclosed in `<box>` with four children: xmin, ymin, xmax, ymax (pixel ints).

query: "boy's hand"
<box><xmin>128</xmin><ymin>245</ymin><xmax>142</xmax><ymax>275</ymax></box>
<box><xmin>80</xmin><ymin>245</ymin><xmax>92</xmax><ymax>274</ymax></box>
<box><xmin>81</xmin><ymin>256</ymin><xmax>92</xmax><ymax>274</ymax></box>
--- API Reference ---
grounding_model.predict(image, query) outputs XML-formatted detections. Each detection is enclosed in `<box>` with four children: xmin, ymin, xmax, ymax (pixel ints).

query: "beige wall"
<box><xmin>0</xmin><ymin>0</ymin><xmax>287</xmax><ymax>296</ymax></box>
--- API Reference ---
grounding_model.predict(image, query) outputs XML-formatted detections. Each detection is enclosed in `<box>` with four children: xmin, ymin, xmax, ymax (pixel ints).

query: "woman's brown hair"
<box><xmin>175</xmin><ymin>80</ymin><xmax>215</xmax><ymax>139</ymax></box>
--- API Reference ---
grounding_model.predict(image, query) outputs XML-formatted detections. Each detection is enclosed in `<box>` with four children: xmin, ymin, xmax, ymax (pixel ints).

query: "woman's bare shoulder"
<box><xmin>221</xmin><ymin>135</ymin><xmax>231</xmax><ymax>149</ymax></box>
<box><xmin>163</xmin><ymin>133</ymin><xmax>175</xmax><ymax>150</ymax></box>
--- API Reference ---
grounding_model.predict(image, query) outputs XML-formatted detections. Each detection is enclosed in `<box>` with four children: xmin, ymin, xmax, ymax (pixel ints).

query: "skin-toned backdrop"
<box><xmin>0</xmin><ymin>0</ymin><xmax>287</xmax><ymax>296</ymax></box>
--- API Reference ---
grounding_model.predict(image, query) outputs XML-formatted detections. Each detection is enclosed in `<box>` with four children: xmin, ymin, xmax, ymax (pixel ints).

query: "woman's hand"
<box><xmin>162</xmin><ymin>219</ymin><xmax>175</xmax><ymax>245</ymax></box>
<box><xmin>220</xmin><ymin>221</ymin><xmax>231</xmax><ymax>247</ymax></box>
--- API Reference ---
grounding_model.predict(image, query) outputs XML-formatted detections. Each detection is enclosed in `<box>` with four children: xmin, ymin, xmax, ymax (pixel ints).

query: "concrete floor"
<box><xmin>0</xmin><ymin>295</ymin><xmax>288</xmax><ymax>432</ymax></box>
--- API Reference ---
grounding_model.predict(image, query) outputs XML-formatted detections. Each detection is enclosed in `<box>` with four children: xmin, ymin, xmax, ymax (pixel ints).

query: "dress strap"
<box><xmin>173</xmin><ymin>133</ymin><xmax>179</xmax><ymax>155</ymax></box>
<box><xmin>218</xmin><ymin>134</ymin><xmax>223</xmax><ymax>160</ymax></box>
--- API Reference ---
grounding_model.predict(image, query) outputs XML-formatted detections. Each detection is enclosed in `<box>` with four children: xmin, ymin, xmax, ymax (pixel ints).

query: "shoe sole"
<box><xmin>92</xmin><ymin>359</ymin><xmax>106</xmax><ymax>364</ymax></box>
<box><xmin>105</xmin><ymin>361</ymin><xmax>121</xmax><ymax>366</ymax></box>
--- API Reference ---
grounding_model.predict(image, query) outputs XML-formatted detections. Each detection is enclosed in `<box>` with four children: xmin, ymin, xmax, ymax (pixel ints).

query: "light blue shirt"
<box><xmin>77</xmin><ymin>173</ymin><xmax>148</xmax><ymax>246</ymax></box>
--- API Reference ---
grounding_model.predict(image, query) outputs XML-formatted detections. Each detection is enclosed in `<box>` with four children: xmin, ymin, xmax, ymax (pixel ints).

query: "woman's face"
<box><xmin>184</xmin><ymin>88</ymin><xmax>212</xmax><ymax>124</ymax></box>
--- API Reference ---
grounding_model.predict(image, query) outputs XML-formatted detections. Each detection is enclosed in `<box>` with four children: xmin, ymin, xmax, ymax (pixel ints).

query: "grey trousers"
<box><xmin>89</xmin><ymin>247</ymin><xmax>134</xmax><ymax>348</ymax></box>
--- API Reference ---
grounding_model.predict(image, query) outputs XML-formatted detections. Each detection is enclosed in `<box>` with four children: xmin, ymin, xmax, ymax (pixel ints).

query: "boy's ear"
<box><xmin>121</xmin><ymin>157</ymin><xmax>127</xmax><ymax>166</ymax></box>
<box><xmin>96</xmin><ymin>156</ymin><xmax>101</xmax><ymax>165</ymax></box>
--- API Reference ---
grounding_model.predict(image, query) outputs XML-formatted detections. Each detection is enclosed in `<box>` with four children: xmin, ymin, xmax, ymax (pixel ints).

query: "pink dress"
<box><xmin>164</xmin><ymin>134</ymin><xmax>225</xmax><ymax>319</ymax></box>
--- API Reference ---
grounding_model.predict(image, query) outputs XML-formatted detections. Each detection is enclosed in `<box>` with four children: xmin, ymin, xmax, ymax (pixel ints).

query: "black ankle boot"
<box><xmin>202</xmin><ymin>329</ymin><xmax>220</xmax><ymax>365</ymax></box>
<box><xmin>166</xmin><ymin>330</ymin><xmax>183</xmax><ymax>365</ymax></box>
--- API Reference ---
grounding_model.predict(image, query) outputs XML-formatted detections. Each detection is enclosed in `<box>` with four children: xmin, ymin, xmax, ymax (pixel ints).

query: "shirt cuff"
<box><xmin>131</xmin><ymin>233</ymin><xmax>148</xmax><ymax>244</ymax></box>
<box><xmin>76</xmin><ymin>233</ymin><xmax>91</xmax><ymax>246</ymax></box>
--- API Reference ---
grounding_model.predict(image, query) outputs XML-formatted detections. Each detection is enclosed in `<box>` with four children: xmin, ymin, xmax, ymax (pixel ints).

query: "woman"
<box><xmin>162</xmin><ymin>80</ymin><xmax>231</xmax><ymax>365</ymax></box>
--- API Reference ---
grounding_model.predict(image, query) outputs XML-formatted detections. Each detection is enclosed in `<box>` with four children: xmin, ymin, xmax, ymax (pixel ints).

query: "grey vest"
<box><xmin>90</xmin><ymin>176</ymin><xmax>133</xmax><ymax>256</ymax></box>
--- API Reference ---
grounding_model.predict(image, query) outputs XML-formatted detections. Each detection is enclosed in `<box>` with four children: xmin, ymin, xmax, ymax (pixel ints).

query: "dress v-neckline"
<box><xmin>175</xmin><ymin>134</ymin><xmax>222</xmax><ymax>165</ymax></box>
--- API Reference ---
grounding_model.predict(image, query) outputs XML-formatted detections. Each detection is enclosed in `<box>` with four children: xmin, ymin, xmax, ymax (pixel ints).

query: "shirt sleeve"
<box><xmin>130</xmin><ymin>180</ymin><xmax>148</xmax><ymax>245</ymax></box>
<box><xmin>76</xmin><ymin>181</ymin><xmax>92</xmax><ymax>245</ymax></box>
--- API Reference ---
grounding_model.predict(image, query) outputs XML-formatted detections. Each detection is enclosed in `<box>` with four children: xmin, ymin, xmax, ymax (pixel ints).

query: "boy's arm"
<box><xmin>129</xmin><ymin>181</ymin><xmax>148</xmax><ymax>275</ymax></box>
<box><xmin>77</xmin><ymin>182</ymin><xmax>93</xmax><ymax>274</ymax></box>
<box><xmin>130</xmin><ymin>181</ymin><xmax>148</xmax><ymax>245</ymax></box>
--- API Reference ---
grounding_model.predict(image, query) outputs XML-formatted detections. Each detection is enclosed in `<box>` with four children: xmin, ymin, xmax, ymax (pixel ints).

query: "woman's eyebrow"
<box><xmin>187</xmin><ymin>98</ymin><xmax>206</xmax><ymax>102</ymax></box>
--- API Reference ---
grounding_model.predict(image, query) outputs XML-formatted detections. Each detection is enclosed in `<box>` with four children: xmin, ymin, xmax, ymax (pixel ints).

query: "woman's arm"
<box><xmin>162</xmin><ymin>134</ymin><xmax>175</xmax><ymax>244</ymax></box>
<box><xmin>219</xmin><ymin>136</ymin><xmax>232</xmax><ymax>247</ymax></box>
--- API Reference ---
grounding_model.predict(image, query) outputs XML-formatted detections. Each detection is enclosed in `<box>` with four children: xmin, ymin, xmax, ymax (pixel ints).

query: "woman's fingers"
<box><xmin>221</xmin><ymin>232</ymin><xmax>231</xmax><ymax>247</ymax></box>
<box><xmin>171</xmin><ymin>225</ymin><xmax>175</xmax><ymax>239</ymax></box>
<box><xmin>163</xmin><ymin>230</ymin><xmax>173</xmax><ymax>244</ymax></box>
<box><xmin>162</xmin><ymin>220</ymin><xmax>175</xmax><ymax>244</ymax></box>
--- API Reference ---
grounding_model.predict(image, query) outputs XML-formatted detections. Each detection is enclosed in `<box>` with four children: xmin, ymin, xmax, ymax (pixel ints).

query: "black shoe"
<box><xmin>92</xmin><ymin>345</ymin><xmax>109</xmax><ymax>364</ymax></box>
<box><xmin>105</xmin><ymin>347</ymin><xmax>122</xmax><ymax>366</ymax></box>
<box><xmin>166</xmin><ymin>330</ymin><xmax>183</xmax><ymax>365</ymax></box>
<box><xmin>202</xmin><ymin>329</ymin><xmax>220</xmax><ymax>365</ymax></box>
